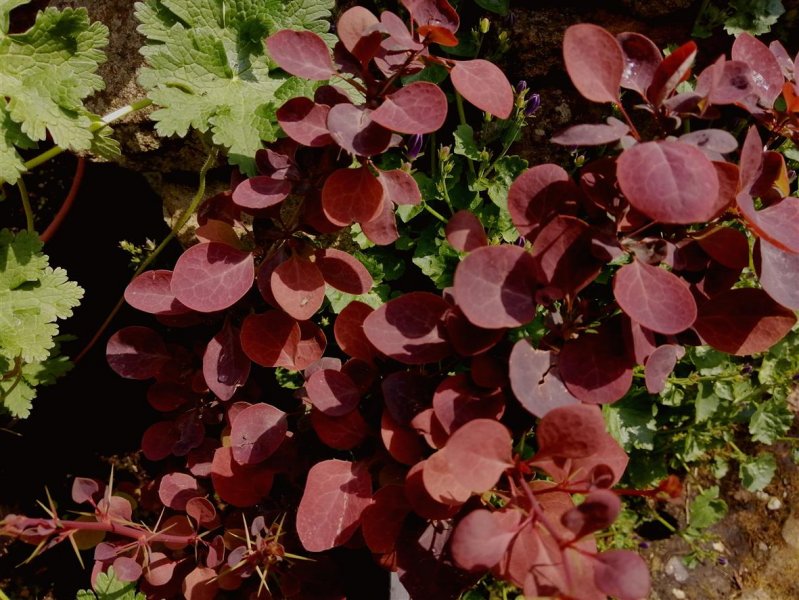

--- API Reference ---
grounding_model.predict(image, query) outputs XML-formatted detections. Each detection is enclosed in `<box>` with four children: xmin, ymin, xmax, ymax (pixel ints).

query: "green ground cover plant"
<box><xmin>1</xmin><ymin>1</ymin><xmax>798</xmax><ymax>599</ymax></box>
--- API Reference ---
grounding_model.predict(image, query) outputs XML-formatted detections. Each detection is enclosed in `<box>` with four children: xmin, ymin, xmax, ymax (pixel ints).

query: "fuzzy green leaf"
<box><xmin>0</xmin><ymin>3</ymin><xmax>108</xmax><ymax>183</ymax></box>
<box><xmin>136</xmin><ymin>0</ymin><xmax>333</xmax><ymax>173</ymax></box>
<box><xmin>740</xmin><ymin>453</ymin><xmax>777</xmax><ymax>492</ymax></box>
<box><xmin>689</xmin><ymin>486</ymin><xmax>727</xmax><ymax>530</ymax></box>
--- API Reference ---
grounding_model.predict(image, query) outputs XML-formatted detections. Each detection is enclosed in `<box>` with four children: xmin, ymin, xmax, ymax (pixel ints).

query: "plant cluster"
<box><xmin>2</xmin><ymin>1</ymin><xmax>799</xmax><ymax>599</ymax></box>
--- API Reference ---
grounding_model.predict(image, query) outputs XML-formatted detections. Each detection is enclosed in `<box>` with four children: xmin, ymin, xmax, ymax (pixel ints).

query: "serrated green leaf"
<box><xmin>689</xmin><ymin>486</ymin><xmax>727</xmax><ymax>530</ymax></box>
<box><xmin>454</xmin><ymin>124</ymin><xmax>481</xmax><ymax>161</ymax></box>
<box><xmin>487</xmin><ymin>155</ymin><xmax>527</xmax><ymax>208</ymax></box>
<box><xmin>605</xmin><ymin>398</ymin><xmax>657</xmax><ymax>451</ymax></box>
<box><xmin>724</xmin><ymin>0</ymin><xmax>784</xmax><ymax>35</ymax></box>
<box><xmin>0</xmin><ymin>229</ymin><xmax>83</xmax><ymax>364</ymax></box>
<box><xmin>0</xmin><ymin>5</ymin><xmax>108</xmax><ymax>183</ymax></box>
<box><xmin>77</xmin><ymin>566</ymin><xmax>146</xmax><ymax>600</ymax></box>
<box><xmin>136</xmin><ymin>0</ymin><xmax>332</xmax><ymax>173</ymax></box>
<box><xmin>325</xmin><ymin>284</ymin><xmax>389</xmax><ymax>313</ymax></box>
<box><xmin>740</xmin><ymin>452</ymin><xmax>777</xmax><ymax>492</ymax></box>
<box><xmin>0</xmin><ymin>374</ymin><xmax>34</xmax><ymax>418</ymax></box>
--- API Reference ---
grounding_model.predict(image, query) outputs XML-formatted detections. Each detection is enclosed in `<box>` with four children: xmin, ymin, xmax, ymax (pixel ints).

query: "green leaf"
<box><xmin>0</xmin><ymin>229</ymin><xmax>83</xmax><ymax>364</ymax></box>
<box><xmin>325</xmin><ymin>284</ymin><xmax>389</xmax><ymax>313</ymax></box>
<box><xmin>453</xmin><ymin>124</ymin><xmax>481</xmax><ymax>161</ymax></box>
<box><xmin>689</xmin><ymin>486</ymin><xmax>727</xmax><ymax>530</ymax></box>
<box><xmin>412</xmin><ymin>226</ymin><xmax>460</xmax><ymax>288</ymax></box>
<box><xmin>740</xmin><ymin>452</ymin><xmax>777</xmax><ymax>492</ymax></box>
<box><xmin>724</xmin><ymin>0</ymin><xmax>784</xmax><ymax>36</ymax></box>
<box><xmin>77</xmin><ymin>566</ymin><xmax>146</xmax><ymax>600</ymax></box>
<box><xmin>487</xmin><ymin>155</ymin><xmax>527</xmax><ymax>209</ymax></box>
<box><xmin>474</xmin><ymin>0</ymin><xmax>509</xmax><ymax>15</ymax></box>
<box><xmin>0</xmin><ymin>375</ymin><xmax>34</xmax><ymax>418</ymax></box>
<box><xmin>749</xmin><ymin>398</ymin><xmax>792</xmax><ymax>444</ymax></box>
<box><xmin>0</xmin><ymin>4</ymin><xmax>109</xmax><ymax>183</ymax></box>
<box><xmin>136</xmin><ymin>0</ymin><xmax>333</xmax><ymax>173</ymax></box>
<box><xmin>695</xmin><ymin>382</ymin><xmax>720</xmax><ymax>423</ymax></box>
<box><xmin>604</xmin><ymin>397</ymin><xmax>657</xmax><ymax>451</ymax></box>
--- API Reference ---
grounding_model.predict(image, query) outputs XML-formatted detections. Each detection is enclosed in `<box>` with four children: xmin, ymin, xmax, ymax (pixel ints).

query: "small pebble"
<box><xmin>672</xmin><ymin>589</ymin><xmax>686</xmax><ymax>599</ymax></box>
<box><xmin>767</xmin><ymin>497</ymin><xmax>782</xmax><ymax>510</ymax></box>
<box><xmin>758</xmin><ymin>541</ymin><xmax>768</xmax><ymax>552</ymax></box>
<box><xmin>756</xmin><ymin>490</ymin><xmax>769</xmax><ymax>502</ymax></box>
<box><xmin>782</xmin><ymin>514</ymin><xmax>799</xmax><ymax>548</ymax></box>
<box><xmin>712</xmin><ymin>541</ymin><xmax>726</xmax><ymax>552</ymax></box>
<box><xmin>665</xmin><ymin>556</ymin><xmax>689</xmax><ymax>583</ymax></box>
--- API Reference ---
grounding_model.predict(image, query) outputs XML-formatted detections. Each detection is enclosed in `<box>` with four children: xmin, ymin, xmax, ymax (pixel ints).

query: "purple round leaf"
<box><xmin>171</xmin><ymin>243</ymin><xmax>254</xmax><ymax>313</ymax></box>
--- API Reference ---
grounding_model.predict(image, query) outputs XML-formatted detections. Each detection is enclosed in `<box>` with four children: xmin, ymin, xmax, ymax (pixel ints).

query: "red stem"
<box><xmin>40</xmin><ymin>157</ymin><xmax>86</xmax><ymax>244</ymax></box>
<box><xmin>12</xmin><ymin>515</ymin><xmax>199</xmax><ymax>546</ymax></box>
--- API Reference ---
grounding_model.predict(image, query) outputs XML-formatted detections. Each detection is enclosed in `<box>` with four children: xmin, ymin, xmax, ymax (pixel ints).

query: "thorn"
<box><xmin>67</xmin><ymin>531</ymin><xmax>85</xmax><ymax>569</ymax></box>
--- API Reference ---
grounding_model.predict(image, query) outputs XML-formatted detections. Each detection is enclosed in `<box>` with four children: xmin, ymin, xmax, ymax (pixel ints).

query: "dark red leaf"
<box><xmin>623</xmin><ymin>316</ymin><xmax>658</xmax><ymax>365</ymax></box>
<box><xmin>337</xmin><ymin>7</ymin><xmax>380</xmax><ymax>59</ymax></box>
<box><xmin>382</xmin><ymin>410</ymin><xmax>426</xmax><ymax>465</ymax></box>
<box><xmin>737</xmin><ymin>193</ymin><xmax>799</xmax><ymax>254</ymax></box>
<box><xmin>183</xmin><ymin>567</ymin><xmax>219</xmax><ymax>600</ymax></box>
<box><xmin>271</xmin><ymin>255</ymin><xmax>326</xmax><ymax>320</ymax></box>
<box><xmin>446</xmin><ymin>210</ymin><xmax>488</xmax><ymax>252</ymax></box>
<box><xmin>551</xmin><ymin>117</ymin><xmax>630</xmax><ymax>146</ymax></box>
<box><xmin>380</xmin><ymin>11</ymin><xmax>423</xmax><ymax>52</ymax></box>
<box><xmin>559</xmin><ymin>319</ymin><xmax>634</xmax><ymax>404</ymax></box>
<box><xmin>508</xmin><ymin>340</ymin><xmax>579</xmax><ymax>418</ymax></box>
<box><xmin>646</xmin><ymin>40</ymin><xmax>697</xmax><ymax>105</ymax></box>
<box><xmin>124</xmin><ymin>270</ymin><xmax>190</xmax><ymax>316</ymax></box>
<box><xmin>563</xmin><ymin>24</ymin><xmax>624</xmax><ymax>104</ymax></box>
<box><xmin>404</xmin><ymin>462</ymin><xmax>461</xmax><ymax>520</ymax></box>
<box><xmin>240</xmin><ymin>311</ymin><xmax>300</xmax><ymax>369</ymax></box>
<box><xmin>371</xmin><ymin>82</ymin><xmax>448</xmax><ymax>134</ymax></box>
<box><xmin>732</xmin><ymin>33</ymin><xmax>784</xmax><ymax>106</ymax></box>
<box><xmin>326</xmin><ymin>103</ymin><xmax>393</xmax><ymax>156</ymax></box>
<box><xmin>72</xmin><ymin>478</ymin><xmax>101</xmax><ymax>505</ymax></box>
<box><xmin>694</xmin><ymin>288</ymin><xmax>796</xmax><ymax>355</ymax></box>
<box><xmin>696</xmin><ymin>227</ymin><xmax>749</xmax><ymax>270</ymax></box>
<box><xmin>185</xmin><ymin>497</ymin><xmax>217</xmax><ymax>527</ymax></box>
<box><xmin>378</xmin><ymin>169</ymin><xmax>422</xmax><ymax>206</ymax></box>
<box><xmin>363</xmin><ymin>292</ymin><xmax>452</xmax><ymax>364</ymax></box>
<box><xmin>276</xmin><ymin>98</ymin><xmax>334</xmax><ymax>147</ymax></box>
<box><xmin>644</xmin><ymin>345</ymin><xmax>684</xmax><ymax>394</ymax></box>
<box><xmin>147</xmin><ymin>382</ymin><xmax>194</xmax><ymax>412</ymax></box>
<box><xmin>755</xmin><ymin>238</ymin><xmax>799</xmax><ymax>309</ymax></box>
<box><xmin>322</xmin><ymin>166</ymin><xmax>384</xmax><ymax>226</ymax></box>
<box><xmin>142</xmin><ymin>421</ymin><xmax>178</xmax><ymax>461</ymax></box>
<box><xmin>266</xmin><ymin>30</ymin><xmax>335</xmax><ymax>80</ymax></box>
<box><xmin>531</xmin><ymin>216</ymin><xmax>602</xmax><ymax>298</ymax></box>
<box><xmin>617</xmin><ymin>32</ymin><xmax>662</xmax><ymax>96</ymax></box>
<box><xmin>443</xmin><ymin>306</ymin><xmax>505</xmax><ymax>357</ymax></box>
<box><xmin>453</xmin><ymin>246</ymin><xmax>537</xmax><ymax>329</ymax></box>
<box><xmin>401</xmin><ymin>0</ymin><xmax>460</xmax><ymax>46</ymax></box>
<box><xmin>361</xmin><ymin>196</ymin><xmax>399</xmax><ymax>245</ymax></box>
<box><xmin>158</xmin><ymin>472</ymin><xmax>202</xmax><ymax>511</ymax></box>
<box><xmin>696</xmin><ymin>58</ymin><xmax>755</xmax><ymax>106</ymax></box>
<box><xmin>450</xmin><ymin>59</ymin><xmax>513</xmax><ymax>119</ymax></box>
<box><xmin>361</xmin><ymin>485</ymin><xmax>411</xmax><ymax>554</ymax></box>
<box><xmin>381</xmin><ymin>371</ymin><xmax>430</xmax><ymax>424</ymax></box>
<box><xmin>195</xmin><ymin>219</ymin><xmax>242</xmax><ymax>248</ymax></box>
<box><xmin>421</xmin><ymin>449</ymin><xmax>472</xmax><ymax>505</ymax></box>
<box><xmin>144</xmin><ymin>552</ymin><xmax>176</xmax><ymax>587</ymax></box>
<box><xmin>534</xmin><ymin>404</ymin><xmax>608</xmax><ymax>459</ymax></box>
<box><xmin>306</xmin><ymin>369</ymin><xmax>361</xmax><ymax>416</ymax></box>
<box><xmin>113</xmin><ymin>556</ymin><xmax>142</xmax><ymax>582</ymax></box>
<box><xmin>296</xmin><ymin>460</ymin><xmax>372</xmax><ymax>552</ymax></box>
<box><xmin>617</xmin><ymin>141</ymin><xmax>721</xmax><ymax>224</ymax></box>
<box><xmin>203</xmin><ymin>321</ymin><xmax>250</xmax><ymax>401</ymax></box>
<box><xmin>442</xmin><ymin>419</ymin><xmax>513</xmax><ymax>493</ymax></box>
<box><xmin>210</xmin><ymin>447</ymin><xmax>273</xmax><ymax>507</ymax></box>
<box><xmin>334</xmin><ymin>301</ymin><xmax>377</xmax><ymax>361</ymax></box>
<box><xmin>410</xmin><ymin>407</ymin><xmax>449</xmax><ymax>450</ymax></box>
<box><xmin>508</xmin><ymin>164</ymin><xmax>580</xmax><ymax>240</ymax></box>
<box><xmin>451</xmin><ymin>509</ymin><xmax>521</xmax><ymax>572</ymax></box>
<box><xmin>229</xmin><ymin>403</ymin><xmax>288</xmax><ymax>465</ymax></box>
<box><xmin>107</xmin><ymin>326</ymin><xmax>170</xmax><ymax>380</ymax></box>
<box><xmin>679</xmin><ymin>129</ymin><xmax>738</xmax><ymax>157</ymax></box>
<box><xmin>562</xmin><ymin>490</ymin><xmax>621</xmax><ymax>539</ymax></box>
<box><xmin>613</xmin><ymin>259</ymin><xmax>697</xmax><ymax>334</ymax></box>
<box><xmin>293</xmin><ymin>320</ymin><xmax>327</xmax><ymax>371</ymax></box>
<box><xmin>231</xmin><ymin>175</ymin><xmax>291</xmax><ymax>215</ymax></box>
<box><xmin>739</xmin><ymin>126</ymin><xmax>764</xmax><ymax>192</ymax></box>
<box><xmin>432</xmin><ymin>373</ymin><xmax>504</xmax><ymax>435</ymax></box>
<box><xmin>310</xmin><ymin>408</ymin><xmax>369</xmax><ymax>450</ymax></box>
<box><xmin>316</xmin><ymin>248</ymin><xmax>373</xmax><ymax>295</ymax></box>
<box><xmin>593</xmin><ymin>550</ymin><xmax>651</xmax><ymax>600</ymax></box>
<box><xmin>171</xmin><ymin>243</ymin><xmax>253</xmax><ymax>313</ymax></box>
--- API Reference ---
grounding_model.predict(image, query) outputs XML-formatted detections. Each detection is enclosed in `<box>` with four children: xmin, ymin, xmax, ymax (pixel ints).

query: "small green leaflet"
<box><xmin>724</xmin><ymin>0</ymin><xmax>784</xmax><ymax>35</ymax></box>
<box><xmin>689</xmin><ymin>486</ymin><xmax>727</xmax><ymax>530</ymax></box>
<box><xmin>473</xmin><ymin>0</ymin><xmax>509</xmax><ymax>15</ymax></box>
<box><xmin>0</xmin><ymin>3</ymin><xmax>109</xmax><ymax>183</ymax></box>
<box><xmin>135</xmin><ymin>0</ymin><xmax>333</xmax><ymax>174</ymax></box>
<box><xmin>749</xmin><ymin>398</ymin><xmax>792</xmax><ymax>444</ymax></box>
<box><xmin>77</xmin><ymin>567</ymin><xmax>146</xmax><ymax>600</ymax></box>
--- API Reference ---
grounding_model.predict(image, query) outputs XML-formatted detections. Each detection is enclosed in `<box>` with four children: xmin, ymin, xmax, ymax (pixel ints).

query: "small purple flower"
<box><xmin>516</xmin><ymin>80</ymin><xmax>528</xmax><ymax>93</ymax></box>
<box><xmin>793</xmin><ymin>373</ymin><xmax>799</xmax><ymax>382</ymax></box>
<box><xmin>638</xmin><ymin>542</ymin><xmax>650</xmax><ymax>549</ymax></box>
<box><xmin>741</xmin><ymin>364</ymin><xmax>753</xmax><ymax>375</ymax></box>
<box><xmin>406</xmin><ymin>134</ymin><xmax>424</xmax><ymax>160</ymax></box>
<box><xmin>515</xmin><ymin>236</ymin><xmax>526</xmax><ymax>248</ymax></box>
<box><xmin>524</xmin><ymin>93</ymin><xmax>541</xmax><ymax>116</ymax></box>
<box><xmin>718</xmin><ymin>557</ymin><xmax>728</xmax><ymax>566</ymax></box>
